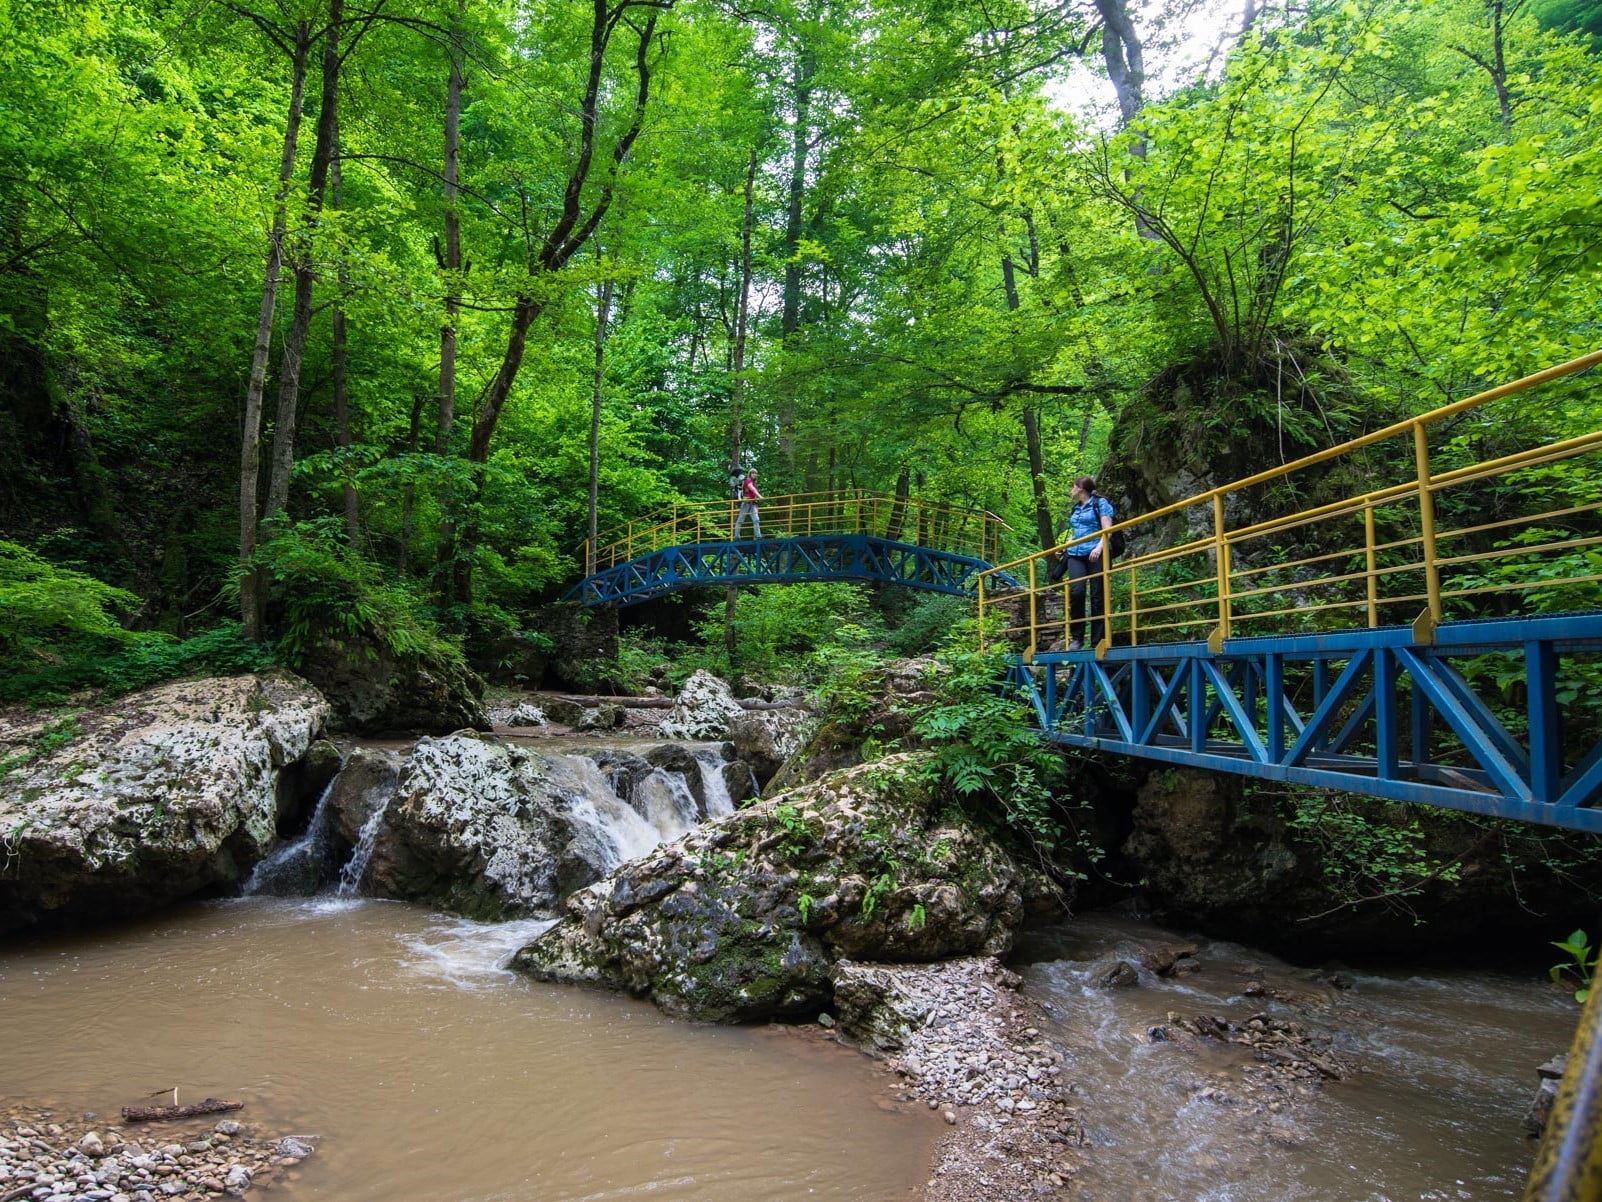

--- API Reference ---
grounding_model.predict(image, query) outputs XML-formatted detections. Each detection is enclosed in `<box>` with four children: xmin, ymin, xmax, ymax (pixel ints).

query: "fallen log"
<box><xmin>554</xmin><ymin>694</ymin><xmax>809</xmax><ymax>712</ymax></box>
<box><xmin>121</xmin><ymin>1098</ymin><xmax>243</xmax><ymax>1123</ymax></box>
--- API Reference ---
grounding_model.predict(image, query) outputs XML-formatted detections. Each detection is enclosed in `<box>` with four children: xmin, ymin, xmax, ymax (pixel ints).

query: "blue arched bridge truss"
<box><xmin>567</xmin><ymin>533</ymin><xmax>1020</xmax><ymax>607</ymax></box>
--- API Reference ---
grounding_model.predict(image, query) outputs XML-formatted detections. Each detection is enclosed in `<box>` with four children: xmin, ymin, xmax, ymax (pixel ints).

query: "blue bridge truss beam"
<box><xmin>1010</xmin><ymin>612</ymin><xmax>1602</xmax><ymax>833</ymax></box>
<box><xmin>566</xmin><ymin>534</ymin><xmax>1020</xmax><ymax>606</ymax></box>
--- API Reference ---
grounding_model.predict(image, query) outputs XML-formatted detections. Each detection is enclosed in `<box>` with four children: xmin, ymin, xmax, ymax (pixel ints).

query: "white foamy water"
<box><xmin>396</xmin><ymin>914</ymin><xmax>560</xmax><ymax>989</ymax></box>
<box><xmin>695</xmin><ymin>749</ymin><xmax>738</xmax><ymax>817</ymax></box>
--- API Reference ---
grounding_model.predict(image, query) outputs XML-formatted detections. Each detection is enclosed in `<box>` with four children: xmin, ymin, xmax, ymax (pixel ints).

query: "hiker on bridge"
<box><xmin>1062</xmin><ymin>475</ymin><xmax>1115</xmax><ymax>652</ymax></box>
<box><xmin>734</xmin><ymin>467</ymin><xmax>763</xmax><ymax>539</ymax></box>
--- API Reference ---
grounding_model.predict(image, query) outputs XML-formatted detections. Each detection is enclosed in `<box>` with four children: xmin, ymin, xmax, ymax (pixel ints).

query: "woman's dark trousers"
<box><xmin>1066</xmin><ymin>554</ymin><xmax>1105</xmax><ymax>646</ymax></box>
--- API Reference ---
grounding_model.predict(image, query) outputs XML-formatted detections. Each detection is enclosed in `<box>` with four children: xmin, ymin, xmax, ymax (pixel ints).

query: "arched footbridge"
<box><xmin>568</xmin><ymin>491</ymin><xmax>1020</xmax><ymax>605</ymax></box>
<box><xmin>570</xmin><ymin>354</ymin><xmax>1602</xmax><ymax>836</ymax></box>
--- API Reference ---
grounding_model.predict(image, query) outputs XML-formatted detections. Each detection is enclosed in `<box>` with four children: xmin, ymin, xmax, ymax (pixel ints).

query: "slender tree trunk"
<box><xmin>587</xmin><ymin>274</ymin><xmax>613</xmax><ymax>562</ymax></box>
<box><xmin>1000</xmin><ymin>246</ymin><xmax>1055</xmax><ymax>551</ymax></box>
<box><xmin>265</xmin><ymin>0</ymin><xmax>344</xmax><ymax>523</ymax></box>
<box><xmin>399</xmin><ymin>393</ymin><xmax>424</xmax><ymax>576</ymax></box>
<box><xmin>438</xmin><ymin>0</ymin><xmax>464</xmax><ymax>456</ymax></box>
<box><xmin>330</xmin><ymin>113</ymin><xmax>359</xmax><ymax>543</ymax></box>
<box><xmin>777</xmin><ymin>46</ymin><xmax>814</xmax><ymax>482</ymax></box>
<box><xmin>443</xmin><ymin>0</ymin><xmax>663</xmax><ymax>608</ymax></box>
<box><xmin>725</xmin><ymin>149</ymin><xmax>758</xmax><ymax>664</ymax></box>
<box><xmin>239</xmin><ymin>22</ymin><xmax>311</xmax><ymax>638</ymax></box>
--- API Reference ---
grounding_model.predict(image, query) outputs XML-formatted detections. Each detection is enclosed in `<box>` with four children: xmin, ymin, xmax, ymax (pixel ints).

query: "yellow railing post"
<box><xmin>1364</xmin><ymin>502</ymin><xmax>1379</xmax><ymax>628</ymax></box>
<box><xmin>1129</xmin><ymin>564</ymin><xmax>1140</xmax><ymax>647</ymax></box>
<box><xmin>977</xmin><ymin>573</ymin><xmax>987</xmax><ymax>649</ymax></box>
<box><xmin>1413</xmin><ymin>421</ymin><xmax>1442</xmax><ymax>644</ymax></box>
<box><xmin>1210</xmin><ymin>494</ymin><xmax>1232</xmax><ymax>653</ymax></box>
<box><xmin>1026</xmin><ymin>556</ymin><xmax>1038</xmax><ymax>660</ymax></box>
<box><xmin>1521</xmin><ymin>974</ymin><xmax>1602</xmax><ymax>1202</ymax></box>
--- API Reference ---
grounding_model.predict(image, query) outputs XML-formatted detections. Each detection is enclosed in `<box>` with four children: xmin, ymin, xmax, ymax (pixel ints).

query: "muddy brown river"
<box><xmin>0</xmin><ymin>898</ymin><xmax>939</xmax><ymax>1201</ymax></box>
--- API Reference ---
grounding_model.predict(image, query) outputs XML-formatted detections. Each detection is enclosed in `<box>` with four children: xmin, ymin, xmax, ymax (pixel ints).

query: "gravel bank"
<box><xmin>830</xmin><ymin>956</ymin><xmax>1085</xmax><ymax>1200</ymax></box>
<box><xmin>0</xmin><ymin>1104</ymin><xmax>315</xmax><ymax>1201</ymax></box>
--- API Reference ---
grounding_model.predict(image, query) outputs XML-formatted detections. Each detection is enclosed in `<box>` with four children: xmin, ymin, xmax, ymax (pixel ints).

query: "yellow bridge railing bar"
<box><xmin>582</xmin><ymin>489</ymin><xmax>1011</xmax><ymax>577</ymax></box>
<box><xmin>979</xmin><ymin>350</ymin><xmax>1602</xmax><ymax>657</ymax></box>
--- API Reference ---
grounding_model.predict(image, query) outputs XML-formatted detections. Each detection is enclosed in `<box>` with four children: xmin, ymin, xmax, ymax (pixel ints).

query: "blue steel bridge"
<box><xmin>570</xmin><ymin>353</ymin><xmax>1602</xmax><ymax>838</ymax></box>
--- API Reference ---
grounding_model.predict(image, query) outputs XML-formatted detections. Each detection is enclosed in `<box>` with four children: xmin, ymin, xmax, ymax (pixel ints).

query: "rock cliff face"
<box><xmin>510</xmin><ymin>754</ymin><xmax>1028</xmax><ymax>1021</ymax></box>
<box><xmin>0</xmin><ymin>672</ymin><xmax>329</xmax><ymax>933</ymax></box>
<box><xmin>1124</xmin><ymin>766</ymin><xmax>1602</xmax><ymax>955</ymax></box>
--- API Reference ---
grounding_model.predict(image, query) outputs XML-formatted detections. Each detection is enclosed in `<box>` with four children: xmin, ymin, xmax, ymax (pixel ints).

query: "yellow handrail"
<box><xmin>980</xmin><ymin>351</ymin><xmax>1602</xmax><ymax>655</ymax></box>
<box><xmin>581</xmin><ymin>490</ymin><xmax>1013</xmax><ymax>575</ymax></box>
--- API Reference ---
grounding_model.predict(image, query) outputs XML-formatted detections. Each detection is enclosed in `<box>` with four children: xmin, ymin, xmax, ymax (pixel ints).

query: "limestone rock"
<box><xmin>0</xmin><ymin>672</ymin><xmax>329</xmax><ymax>933</ymax></box>
<box><xmin>727</xmin><ymin>709</ymin><xmax>814</xmax><ymax>790</ymax></box>
<box><xmin>657</xmin><ymin>670</ymin><xmax>743</xmax><ymax>740</ymax></box>
<box><xmin>360</xmin><ymin>733</ymin><xmax>658</xmax><ymax>919</ymax></box>
<box><xmin>510</xmin><ymin>753</ymin><xmax>1026</xmax><ymax>1022</ymax></box>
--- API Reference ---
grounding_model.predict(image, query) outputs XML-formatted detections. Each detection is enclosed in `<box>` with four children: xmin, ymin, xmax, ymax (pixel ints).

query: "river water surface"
<box><xmin>0</xmin><ymin>898</ymin><xmax>938</xmax><ymax>1201</ymax></box>
<box><xmin>1019</xmin><ymin>913</ymin><xmax>1577</xmax><ymax>1202</ymax></box>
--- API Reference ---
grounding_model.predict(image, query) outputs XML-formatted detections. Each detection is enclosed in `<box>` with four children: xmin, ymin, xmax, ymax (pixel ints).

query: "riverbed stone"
<box><xmin>0</xmin><ymin>672</ymin><xmax>330</xmax><ymax>934</ymax></box>
<box><xmin>510</xmin><ymin>753</ymin><xmax>1029</xmax><ymax>1021</ymax></box>
<box><xmin>656</xmin><ymin>670</ymin><xmax>743</xmax><ymax>740</ymax></box>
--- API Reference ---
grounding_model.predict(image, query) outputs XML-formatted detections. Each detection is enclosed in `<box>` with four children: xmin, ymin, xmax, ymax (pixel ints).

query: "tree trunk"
<box><xmin>264</xmin><ymin>0</ymin><xmax>344</xmax><ymax>524</ymax></box>
<box><xmin>777</xmin><ymin>45</ymin><xmax>815</xmax><ymax>482</ymax></box>
<box><xmin>725</xmin><ymin>148</ymin><xmax>758</xmax><ymax>664</ymax></box>
<box><xmin>442</xmin><ymin>0</ymin><xmax>664</xmax><ymax>608</ymax></box>
<box><xmin>239</xmin><ymin>21</ymin><xmax>311</xmax><ymax>638</ymax></box>
<box><xmin>330</xmin><ymin>112</ymin><xmax>359</xmax><ymax>544</ymax></box>
<box><xmin>587</xmin><ymin>273</ymin><xmax>613</xmax><ymax>568</ymax></box>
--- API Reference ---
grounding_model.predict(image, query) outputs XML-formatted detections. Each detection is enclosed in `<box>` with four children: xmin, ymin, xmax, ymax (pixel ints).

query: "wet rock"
<box><xmin>1524</xmin><ymin>1054</ymin><xmax>1568</xmax><ymax>1137</ymax></box>
<box><xmin>575</xmin><ymin>704</ymin><xmax>626</xmax><ymax>733</ymax></box>
<box><xmin>657</xmin><ymin>671</ymin><xmax>744</xmax><ymax>740</ymax></box>
<box><xmin>511</xmin><ymin>754</ymin><xmax>1028</xmax><ymax>1021</ymax></box>
<box><xmin>727</xmin><ymin>710</ymin><xmax>814</xmax><ymax>790</ymax></box>
<box><xmin>1093</xmin><ymin>959</ymin><xmax>1140</xmax><ymax>989</ymax></box>
<box><xmin>538</xmin><ymin>698</ymin><xmax>589</xmax><ymax>727</ymax></box>
<box><xmin>0</xmin><ymin>673</ymin><xmax>329</xmax><ymax>934</ymax></box>
<box><xmin>361</xmin><ymin>734</ymin><xmax>647</xmax><ymax>919</ymax></box>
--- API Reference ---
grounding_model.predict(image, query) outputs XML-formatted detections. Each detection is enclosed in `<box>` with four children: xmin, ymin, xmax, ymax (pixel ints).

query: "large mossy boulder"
<box><xmin>0</xmin><ymin>672</ymin><xmax>329</xmax><ymax>933</ymax></box>
<box><xmin>510</xmin><ymin>753</ymin><xmax>1028</xmax><ymax>1022</ymax></box>
<box><xmin>295</xmin><ymin>635</ymin><xmax>489</xmax><ymax>736</ymax></box>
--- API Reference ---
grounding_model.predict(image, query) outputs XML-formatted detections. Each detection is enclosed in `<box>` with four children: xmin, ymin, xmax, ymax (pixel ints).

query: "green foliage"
<box><xmin>1281</xmin><ymin>789</ymin><xmax>1463</xmax><ymax>917</ymax></box>
<box><xmin>1550</xmin><ymin>928</ymin><xmax>1600</xmax><ymax>1002</ymax></box>
<box><xmin>252</xmin><ymin>519</ymin><xmax>459</xmax><ymax>670</ymax></box>
<box><xmin>685</xmin><ymin>584</ymin><xmax>884</xmax><ymax>682</ymax></box>
<box><xmin>908</xmin><ymin>620</ymin><xmax>1065</xmax><ymax>854</ymax></box>
<box><xmin>0</xmin><ymin>541</ymin><xmax>141</xmax><ymax>666</ymax></box>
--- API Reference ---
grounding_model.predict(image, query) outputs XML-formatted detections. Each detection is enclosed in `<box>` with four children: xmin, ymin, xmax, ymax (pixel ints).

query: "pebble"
<box><xmin>1</xmin><ymin>1102</ymin><xmax>316</xmax><ymax>1201</ymax></box>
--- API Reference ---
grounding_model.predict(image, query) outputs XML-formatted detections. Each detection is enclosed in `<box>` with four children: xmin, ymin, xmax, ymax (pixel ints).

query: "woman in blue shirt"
<box><xmin>1060</xmin><ymin>475</ymin><xmax>1114</xmax><ymax>651</ymax></box>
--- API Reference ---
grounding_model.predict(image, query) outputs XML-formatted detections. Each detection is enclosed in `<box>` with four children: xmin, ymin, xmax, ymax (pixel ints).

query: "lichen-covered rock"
<box><xmin>361</xmin><ymin>733</ymin><xmax>663</xmax><ymax>919</ymax></box>
<box><xmin>657</xmin><ymin>670</ymin><xmax>743</xmax><ymax>740</ymax></box>
<box><xmin>0</xmin><ymin>672</ymin><xmax>329</xmax><ymax>933</ymax></box>
<box><xmin>727</xmin><ymin>709</ymin><xmax>814</xmax><ymax>789</ymax></box>
<box><xmin>510</xmin><ymin>753</ymin><xmax>1027</xmax><ymax>1022</ymax></box>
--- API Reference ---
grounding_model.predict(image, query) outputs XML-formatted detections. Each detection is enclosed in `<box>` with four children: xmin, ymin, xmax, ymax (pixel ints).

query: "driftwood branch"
<box><xmin>555</xmin><ymin>694</ymin><xmax>808</xmax><ymax>712</ymax></box>
<box><xmin>121</xmin><ymin>1098</ymin><xmax>244</xmax><ymax>1123</ymax></box>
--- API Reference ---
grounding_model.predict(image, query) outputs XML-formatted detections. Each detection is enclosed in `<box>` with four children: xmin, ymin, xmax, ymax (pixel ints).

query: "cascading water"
<box><xmin>336</xmin><ymin>803</ymin><xmax>388</xmax><ymax>897</ymax></box>
<box><xmin>693</xmin><ymin>748</ymin><xmax>739</xmax><ymax>816</ymax></box>
<box><xmin>547</xmin><ymin>752</ymin><xmax>670</xmax><ymax>869</ymax></box>
<box><xmin>633</xmin><ymin>767</ymin><xmax>703</xmax><ymax>841</ymax></box>
<box><xmin>241</xmin><ymin>777</ymin><xmax>339</xmax><ymax>896</ymax></box>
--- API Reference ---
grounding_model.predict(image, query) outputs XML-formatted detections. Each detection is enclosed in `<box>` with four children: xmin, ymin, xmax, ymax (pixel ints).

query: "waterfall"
<box><xmin>336</xmin><ymin>803</ymin><xmax>388</xmax><ymax>897</ymax></box>
<box><xmin>634</xmin><ymin>768</ymin><xmax>703</xmax><ymax>841</ymax></box>
<box><xmin>243</xmin><ymin>778</ymin><xmax>339</xmax><ymax>896</ymax></box>
<box><xmin>693</xmin><ymin>750</ymin><xmax>738</xmax><ymax>817</ymax></box>
<box><xmin>551</xmin><ymin>754</ymin><xmax>667</xmax><ymax>869</ymax></box>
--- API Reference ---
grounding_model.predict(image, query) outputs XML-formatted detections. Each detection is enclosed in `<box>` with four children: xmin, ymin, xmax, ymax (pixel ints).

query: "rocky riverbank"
<box><xmin>0</xmin><ymin>1104</ymin><xmax>315</xmax><ymax>1201</ymax></box>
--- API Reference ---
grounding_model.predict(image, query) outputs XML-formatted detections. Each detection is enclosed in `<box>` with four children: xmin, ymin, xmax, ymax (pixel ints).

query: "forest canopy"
<box><xmin>2</xmin><ymin>0</ymin><xmax>1599</xmax><ymax>689</ymax></box>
